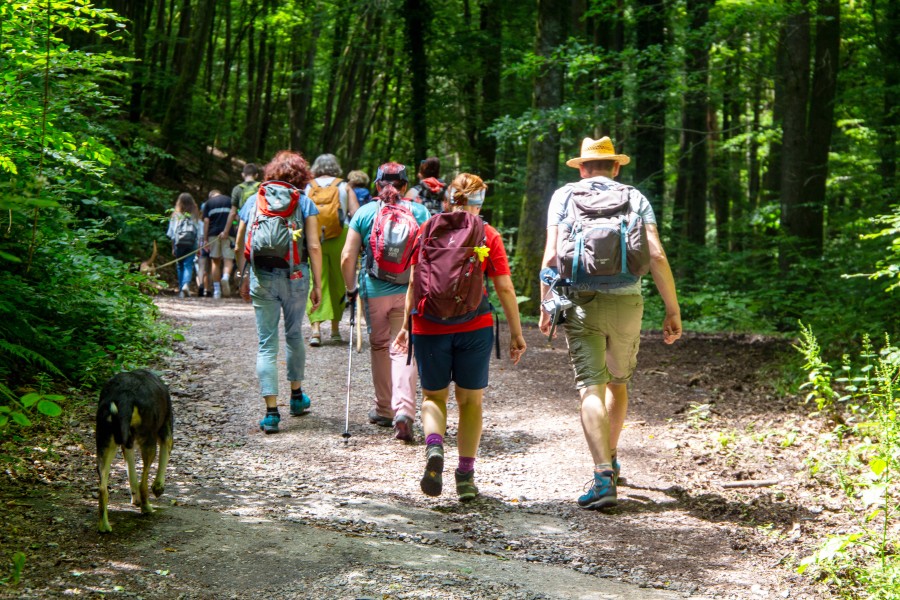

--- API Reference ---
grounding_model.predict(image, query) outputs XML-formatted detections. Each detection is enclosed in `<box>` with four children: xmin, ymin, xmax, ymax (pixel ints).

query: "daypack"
<box><xmin>237</xmin><ymin>181</ymin><xmax>260</xmax><ymax>208</ymax></box>
<box><xmin>172</xmin><ymin>215</ymin><xmax>198</xmax><ymax>252</ymax></box>
<box><xmin>244</xmin><ymin>181</ymin><xmax>303</xmax><ymax>272</ymax></box>
<box><xmin>354</xmin><ymin>187</ymin><xmax>373</xmax><ymax>207</ymax></box>
<box><xmin>366</xmin><ymin>200</ymin><xmax>420</xmax><ymax>284</ymax></box>
<box><xmin>307</xmin><ymin>178</ymin><xmax>343</xmax><ymax>240</ymax></box>
<box><xmin>412</xmin><ymin>210</ymin><xmax>489</xmax><ymax>322</ymax></box>
<box><xmin>556</xmin><ymin>180</ymin><xmax>650</xmax><ymax>290</ymax></box>
<box><xmin>414</xmin><ymin>178</ymin><xmax>447</xmax><ymax>216</ymax></box>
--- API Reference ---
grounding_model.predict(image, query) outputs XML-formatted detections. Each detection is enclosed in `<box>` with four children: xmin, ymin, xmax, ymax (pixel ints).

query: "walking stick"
<box><xmin>342</xmin><ymin>295</ymin><xmax>355</xmax><ymax>443</ymax></box>
<box><xmin>355</xmin><ymin>295</ymin><xmax>363</xmax><ymax>353</ymax></box>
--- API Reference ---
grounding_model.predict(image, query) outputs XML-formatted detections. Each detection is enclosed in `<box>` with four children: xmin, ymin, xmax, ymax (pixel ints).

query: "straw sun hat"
<box><xmin>565</xmin><ymin>136</ymin><xmax>631</xmax><ymax>168</ymax></box>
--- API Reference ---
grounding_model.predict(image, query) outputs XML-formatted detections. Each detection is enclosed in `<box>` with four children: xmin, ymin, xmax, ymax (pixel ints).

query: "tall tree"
<box><xmin>876</xmin><ymin>0</ymin><xmax>900</xmax><ymax>195</ymax></box>
<box><xmin>515</xmin><ymin>0</ymin><xmax>568</xmax><ymax>312</ymax></box>
<box><xmin>404</xmin><ymin>0</ymin><xmax>431</xmax><ymax>163</ymax></box>
<box><xmin>673</xmin><ymin>0</ymin><xmax>712</xmax><ymax>249</ymax></box>
<box><xmin>633</xmin><ymin>0</ymin><xmax>668</xmax><ymax>215</ymax></box>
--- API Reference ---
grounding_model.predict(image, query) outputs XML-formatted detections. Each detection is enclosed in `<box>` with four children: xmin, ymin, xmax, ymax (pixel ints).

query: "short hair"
<box><xmin>418</xmin><ymin>157</ymin><xmax>441</xmax><ymax>178</ymax></box>
<box><xmin>581</xmin><ymin>159</ymin><xmax>618</xmax><ymax>175</ymax></box>
<box><xmin>347</xmin><ymin>170</ymin><xmax>370</xmax><ymax>187</ymax></box>
<box><xmin>263</xmin><ymin>151</ymin><xmax>313</xmax><ymax>189</ymax></box>
<box><xmin>242</xmin><ymin>163</ymin><xmax>260</xmax><ymax>177</ymax></box>
<box><xmin>208</xmin><ymin>189</ymin><xmax>222</xmax><ymax>198</ymax></box>
<box><xmin>311</xmin><ymin>154</ymin><xmax>342</xmax><ymax>178</ymax></box>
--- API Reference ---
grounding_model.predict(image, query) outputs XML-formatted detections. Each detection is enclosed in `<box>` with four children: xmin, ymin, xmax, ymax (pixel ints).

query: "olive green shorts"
<box><xmin>563</xmin><ymin>292</ymin><xmax>643</xmax><ymax>388</ymax></box>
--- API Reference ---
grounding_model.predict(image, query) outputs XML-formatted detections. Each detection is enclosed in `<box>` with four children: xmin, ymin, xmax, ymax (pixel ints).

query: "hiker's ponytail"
<box><xmin>448</xmin><ymin>173</ymin><xmax>487</xmax><ymax>208</ymax></box>
<box><xmin>378</xmin><ymin>183</ymin><xmax>403</xmax><ymax>205</ymax></box>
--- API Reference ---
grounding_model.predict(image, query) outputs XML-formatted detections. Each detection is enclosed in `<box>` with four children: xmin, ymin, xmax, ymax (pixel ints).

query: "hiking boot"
<box><xmin>290</xmin><ymin>391</ymin><xmax>311</xmax><ymax>416</ymax></box>
<box><xmin>258</xmin><ymin>412</ymin><xmax>281</xmax><ymax>434</ymax></box>
<box><xmin>455</xmin><ymin>469</ymin><xmax>479</xmax><ymax>502</ymax></box>
<box><xmin>368</xmin><ymin>409</ymin><xmax>393</xmax><ymax>427</ymax></box>
<box><xmin>612</xmin><ymin>457</ymin><xmax>622</xmax><ymax>485</ymax></box>
<box><xmin>220</xmin><ymin>277</ymin><xmax>231</xmax><ymax>297</ymax></box>
<box><xmin>577</xmin><ymin>470</ymin><xmax>617</xmax><ymax>510</ymax></box>
<box><xmin>393</xmin><ymin>415</ymin><xmax>414</xmax><ymax>442</ymax></box>
<box><xmin>420</xmin><ymin>444</ymin><xmax>444</xmax><ymax>497</ymax></box>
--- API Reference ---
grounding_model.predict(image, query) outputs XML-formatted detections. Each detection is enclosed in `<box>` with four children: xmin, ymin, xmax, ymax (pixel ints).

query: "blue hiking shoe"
<box><xmin>577</xmin><ymin>470</ymin><xmax>617</xmax><ymax>509</ymax></box>
<box><xmin>290</xmin><ymin>392</ymin><xmax>311</xmax><ymax>416</ymax></box>
<box><xmin>259</xmin><ymin>412</ymin><xmax>281</xmax><ymax>434</ymax></box>
<box><xmin>612</xmin><ymin>457</ymin><xmax>621</xmax><ymax>484</ymax></box>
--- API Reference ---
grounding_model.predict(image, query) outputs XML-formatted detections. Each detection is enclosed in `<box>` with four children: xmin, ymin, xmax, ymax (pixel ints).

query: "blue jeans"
<box><xmin>250</xmin><ymin>264</ymin><xmax>309</xmax><ymax>397</ymax></box>
<box><xmin>175</xmin><ymin>248</ymin><xmax>195</xmax><ymax>289</ymax></box>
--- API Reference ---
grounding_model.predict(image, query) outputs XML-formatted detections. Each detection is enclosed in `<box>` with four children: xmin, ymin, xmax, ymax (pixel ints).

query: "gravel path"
<box><xmin>1</xmin><ymin>294</ymin><xmax>830</xmax><ymax>599</ymax></box>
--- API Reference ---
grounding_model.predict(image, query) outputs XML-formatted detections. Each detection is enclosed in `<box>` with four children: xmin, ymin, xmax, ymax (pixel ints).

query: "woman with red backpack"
<box><xmin>393</xmin><ymin>173</ymin><xmax>527</xmax><ymax>501</ymax></box>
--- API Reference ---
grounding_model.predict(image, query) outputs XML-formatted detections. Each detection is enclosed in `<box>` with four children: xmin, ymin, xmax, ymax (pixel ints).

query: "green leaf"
<box><xmin>172</xmin><ymin>333</ymin><xmax>185</xmax><ymax>342</ymax></box>
<box><xmin>0</xmin><ymin>415</ymin><xmax>8</xmax><ymax>427</ymax></box>
<box><xmin>11</xmin><ymin>412</ymin><xmax>31</xmax><ymax>427</ymax></box>
<box><xmin>20</xmin><ymin>392</ymin><xmax>40</xmax><ymax>408</ymax></box>
<box><xmin>869</xmin><ymin>458</ymin><xmax>887</xmax><ymax>476</ymax></box>
<box><xmin>43</xmin><ymin>394</ymin><xmax>65</xmax><ymax>401</ymax></box>
<box><xmin>37</xmin><ymin>400</ymin><xmax>62</xmax><ymax>417</ymax></box>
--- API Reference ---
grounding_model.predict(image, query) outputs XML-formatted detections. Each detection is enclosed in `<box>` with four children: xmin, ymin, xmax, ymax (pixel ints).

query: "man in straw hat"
<box><xmin>538</xmin><ymin>136</ymin><xmax>682</xmax><ymax>509</ymax></box>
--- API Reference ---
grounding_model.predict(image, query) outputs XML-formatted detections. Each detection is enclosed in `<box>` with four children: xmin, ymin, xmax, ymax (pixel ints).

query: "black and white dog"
<box><xmin>96</xmin><ymin>369</ymin><xmax>174</xmax><ymax>533</ymax></box>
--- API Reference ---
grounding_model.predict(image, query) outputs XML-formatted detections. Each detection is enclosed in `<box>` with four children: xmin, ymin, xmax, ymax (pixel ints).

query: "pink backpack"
<box><xmin>412</xmin><ymin>211</ymin><xmax>488</xmax><ymax>322</ymax></box>
<box><xmin>366</xmin><ymin>200</ymin><xmax>420</xmax><ymax>284</ymax></box>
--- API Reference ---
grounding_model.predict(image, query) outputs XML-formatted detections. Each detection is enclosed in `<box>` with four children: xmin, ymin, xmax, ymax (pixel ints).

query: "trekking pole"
<box><xmin>355</xmin><ymin>295</ymin><xmax>363</xmax><ymax>354</ymax></box>
<box><xmin>342</xmin><ymin>296</ymin><xmax>356</xmax><ymax>443</ymax></box>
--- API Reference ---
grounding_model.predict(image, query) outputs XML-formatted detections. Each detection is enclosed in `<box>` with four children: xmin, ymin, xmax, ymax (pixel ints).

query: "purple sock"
<box><xmin>458</xmin><ymin>457</ymin><xmax>476</xmax><ymax>473</ymax></box>
<box><xmin>425</xmin><ymin>434</ymin><xmax>444</xmax><ymax>447</ymax></box>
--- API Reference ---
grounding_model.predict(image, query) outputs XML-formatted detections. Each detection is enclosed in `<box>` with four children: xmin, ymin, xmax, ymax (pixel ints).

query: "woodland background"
<box><xmin>0</xmin><ymin>0</ymin><xmax>899</xmax><ymax>594</ymax></box>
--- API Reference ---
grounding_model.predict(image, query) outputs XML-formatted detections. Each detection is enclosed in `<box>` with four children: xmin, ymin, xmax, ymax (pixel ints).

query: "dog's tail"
<box><xmin>97</xmin><ymin>396</ymin><xmax>133</xmax><ymax>447</ymax></box>
<box><xmin>148</xmin><ymin>240</ymin><xmax>158</xmax><ymax>264</ymax></box>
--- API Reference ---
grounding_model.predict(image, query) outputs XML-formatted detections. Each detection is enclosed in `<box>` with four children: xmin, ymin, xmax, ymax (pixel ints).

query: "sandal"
<box><xmin>309</xmin><ymin>335</ymin><xmax>321</xmax><ymax>347</ymax></box>
<box><xmin>330</xmin><ymin>332</ymin><xmax>343</xmax><ymax>343</ymax></box>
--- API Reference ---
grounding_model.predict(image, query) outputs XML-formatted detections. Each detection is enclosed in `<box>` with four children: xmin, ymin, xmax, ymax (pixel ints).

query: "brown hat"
<box><xmin>565</xmin><ymin>136</ymin><xmax>631</xmax><ymax>168</ymax></box>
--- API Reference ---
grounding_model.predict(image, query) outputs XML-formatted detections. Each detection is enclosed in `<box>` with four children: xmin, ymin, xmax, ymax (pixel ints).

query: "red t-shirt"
<box><xmin>411</xmin><ymin>223</ymin><xmax>511</xmax><ymax>335</ymax></box>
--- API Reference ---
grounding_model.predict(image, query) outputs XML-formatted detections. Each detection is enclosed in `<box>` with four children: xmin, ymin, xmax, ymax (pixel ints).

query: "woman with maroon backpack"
<box><xmin>393</xmin><ymin>173</ymin><xmax>527</xmax><ymax>501</ymax></box>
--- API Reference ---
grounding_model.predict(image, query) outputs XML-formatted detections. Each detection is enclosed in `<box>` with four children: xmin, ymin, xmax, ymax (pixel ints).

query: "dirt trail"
<box><xmin>1</xmin><ymin>296</ymin><xmax>829</xmax><ymax>599</ymax></box>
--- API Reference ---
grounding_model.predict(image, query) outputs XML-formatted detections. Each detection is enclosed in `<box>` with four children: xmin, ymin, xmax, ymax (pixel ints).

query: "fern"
<box><xmin>0</xmin><ymin>340</ymin><xmax>63</xmax><ymax>378</ymax></box>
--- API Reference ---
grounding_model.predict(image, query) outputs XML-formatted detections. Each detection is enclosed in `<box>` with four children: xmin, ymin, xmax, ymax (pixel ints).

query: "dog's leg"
<box><xmin>139</xmin><ymin>442</ymin><xmax>157</xmax><ymax>514</ymax></box>
<box><xmin>152</xmin><ymin>434</ymin><xmax>172</xmax><ymax>498</ymax></box>
<box><xmin>97</xmin><ymin>441</ymin><xmax>117</xmax><ymax>533</ymax></box>
<box><xmin>123</xmin><ymin>446</ymin><xmax>141</xmax><ymax>507</ymax></box>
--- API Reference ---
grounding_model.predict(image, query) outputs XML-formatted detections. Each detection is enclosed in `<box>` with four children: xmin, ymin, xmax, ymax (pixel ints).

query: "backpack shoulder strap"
<box><xmin>329</xmin><ymin>177</ymin><xmax>342</xmax><ymax>188</ymax></box>
<box><xmin>309</xmin><ymin>179</ymin><xmax>322</xmax><ymax>190</ymax></box>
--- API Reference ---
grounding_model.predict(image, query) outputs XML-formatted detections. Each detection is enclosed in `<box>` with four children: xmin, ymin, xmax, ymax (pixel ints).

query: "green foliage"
<box><xmin>1</xmin><ymin>551</ymin><xmax>26</xmax><ymax>587</ymax></box>
<box><xmin>796</xmin><ymin>330</ymin><xmax>900</xmax><ymax>598</ymax></box>
<box><xmin>0</xmin><ymin>1</ymin><xmax>173</xmax><ymax>429</ymax></box>
<box><xmin>857</xmin><ymin>204</ymin><xmax>900</xmax><ymax>292</ymax></box>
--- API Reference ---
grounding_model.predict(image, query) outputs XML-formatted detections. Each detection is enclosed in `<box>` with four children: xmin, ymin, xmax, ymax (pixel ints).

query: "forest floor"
<box><xmin>0</xmin><ymin>294</ymin><xmax>842</xmax><ymax>599</ymax></box>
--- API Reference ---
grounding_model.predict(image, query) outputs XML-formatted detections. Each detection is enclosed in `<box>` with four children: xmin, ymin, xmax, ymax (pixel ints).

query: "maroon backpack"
<box><xmin>413</xmin><ymin>211</ymin><xmax>489</xmax><ymax>323</ymax></box>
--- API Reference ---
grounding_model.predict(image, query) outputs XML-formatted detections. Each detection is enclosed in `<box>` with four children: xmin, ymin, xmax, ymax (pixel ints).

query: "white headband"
<box><xmin>447</xmin><ymin>186</ymin><xmax>486</xmax><ymax>207</ymax></box>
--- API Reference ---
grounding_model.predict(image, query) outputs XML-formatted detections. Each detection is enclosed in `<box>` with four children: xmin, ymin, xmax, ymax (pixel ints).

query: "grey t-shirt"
<box><xmin>547</xmin><ymin>176</ymin><xmax>656</xmax><ymax>295</ymax></box>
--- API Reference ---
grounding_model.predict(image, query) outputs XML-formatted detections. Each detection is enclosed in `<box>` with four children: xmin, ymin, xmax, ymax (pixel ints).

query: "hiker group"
<box><xmin>165</xmin><ymin>136</ymin><xmax>682</xmax><ymax>509</ymax></box>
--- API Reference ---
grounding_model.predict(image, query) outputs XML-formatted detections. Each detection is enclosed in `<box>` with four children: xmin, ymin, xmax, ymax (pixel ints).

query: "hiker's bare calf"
<box><xmin>96</xmin><ymin>369</ymin><xmax>174</xmax><ymax>533</ymax></box>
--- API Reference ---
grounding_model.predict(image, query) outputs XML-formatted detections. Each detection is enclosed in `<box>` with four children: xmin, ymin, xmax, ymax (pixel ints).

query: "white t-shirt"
<box><xmin>547</xmin><ymin>176</ymin><xmax>657</xmax><ymax>295</ymax></box>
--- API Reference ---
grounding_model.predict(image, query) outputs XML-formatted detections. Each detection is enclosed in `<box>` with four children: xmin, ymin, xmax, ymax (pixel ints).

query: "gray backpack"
<box><xmin>245</xmin><ymin>181</ymin><xmax>303</xmax><ymax>270</ymax></box>
<box><xmin>556</xmin><ymin>180</ymin><xmax>650</xmax><ymax>290</ymax></box>
<box><xmin>172</xmin><ymin>215</ymin><xmax>198</xmax><ymax>252</ymax></box>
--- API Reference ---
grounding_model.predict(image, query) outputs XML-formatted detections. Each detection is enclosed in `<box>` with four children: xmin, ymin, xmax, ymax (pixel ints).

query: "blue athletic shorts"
<box><xmin>412</xmin><ymin>326</ymin><xmax>494</xmax><ymax>391</ymax></box>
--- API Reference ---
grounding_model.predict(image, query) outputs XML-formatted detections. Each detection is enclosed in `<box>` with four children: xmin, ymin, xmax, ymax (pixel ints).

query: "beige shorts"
<box><xmin>564</xmin><ymin>292</ymin><xmax>643</xmax><ymax>388</ymax></box>
<box><xmin>208</xmin><ymin>236</ymin><xmax>235</xmax><ymax>260</ymax></box>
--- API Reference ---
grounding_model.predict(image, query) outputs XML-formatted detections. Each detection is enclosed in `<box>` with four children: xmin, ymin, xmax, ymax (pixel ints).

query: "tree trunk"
<box><xmin>799</xmin><ymin>0</ymin><xmax>839</xmax><ymax>257</ymax></box>
<box><xmin>477</xmin><ymin>0</ymin><xmax>502</xmax><ymax>181</ymax></box>
<box><xmin>127</xmin><ymin>0</ymin><xmax>149</xmax><ymax>122</ymax></box>
<box><xmin>515</xmin><ymin>0</ymin><xmax>568</xmax><ymax>313</ymax></box>
<box><xmin>160</xmin><ymin>0</ymin><xmax>216</xmax><ymax>159</ymax></box>
<box><xmin>778</xmin><ymin>4</ymin><xmax>811</xmax><ymax>270</ymax></box>
<box><xmin>633</xmin><ymin>0</ymin><xmax>667</xmax><ymax>215</ymax></box>
<box><xmin>289</xmin><ymin>15</ymin><xmax>320</xmax><ymax>153</ymax></box>
<box><xmin>673</xmin><ymin>0</ymin><xmax>711</xmax><ymax>249</ymax></box>
<box><xmin>404</xmin><ymin>0</ymin><xmax>430</xmax><ymax>163</ymax></box>
<box><xmin>878</xmin><ymin>0</ymin><xmax>900</xmax><ymax>195</ymax></box>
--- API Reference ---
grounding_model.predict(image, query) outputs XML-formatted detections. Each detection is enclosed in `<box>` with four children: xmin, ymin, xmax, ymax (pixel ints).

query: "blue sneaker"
<box><xmin>577</xmin><ymin>470</ymin><xmax>617</xmax><ymax>509</ymax></box>
<box><xmin>290</xmin><ymin>392</ymin><xmax>311</xmax><ymax>416</ymax></box>
<box><xmin>612</xmin><ymin>457</ymin><xmax>621</xmax><ymax>484</ymax></box>
<box><xmin>259</xmin><ymin>412</ymin><xmax>280</xmax><ymax>434</ymax></box>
